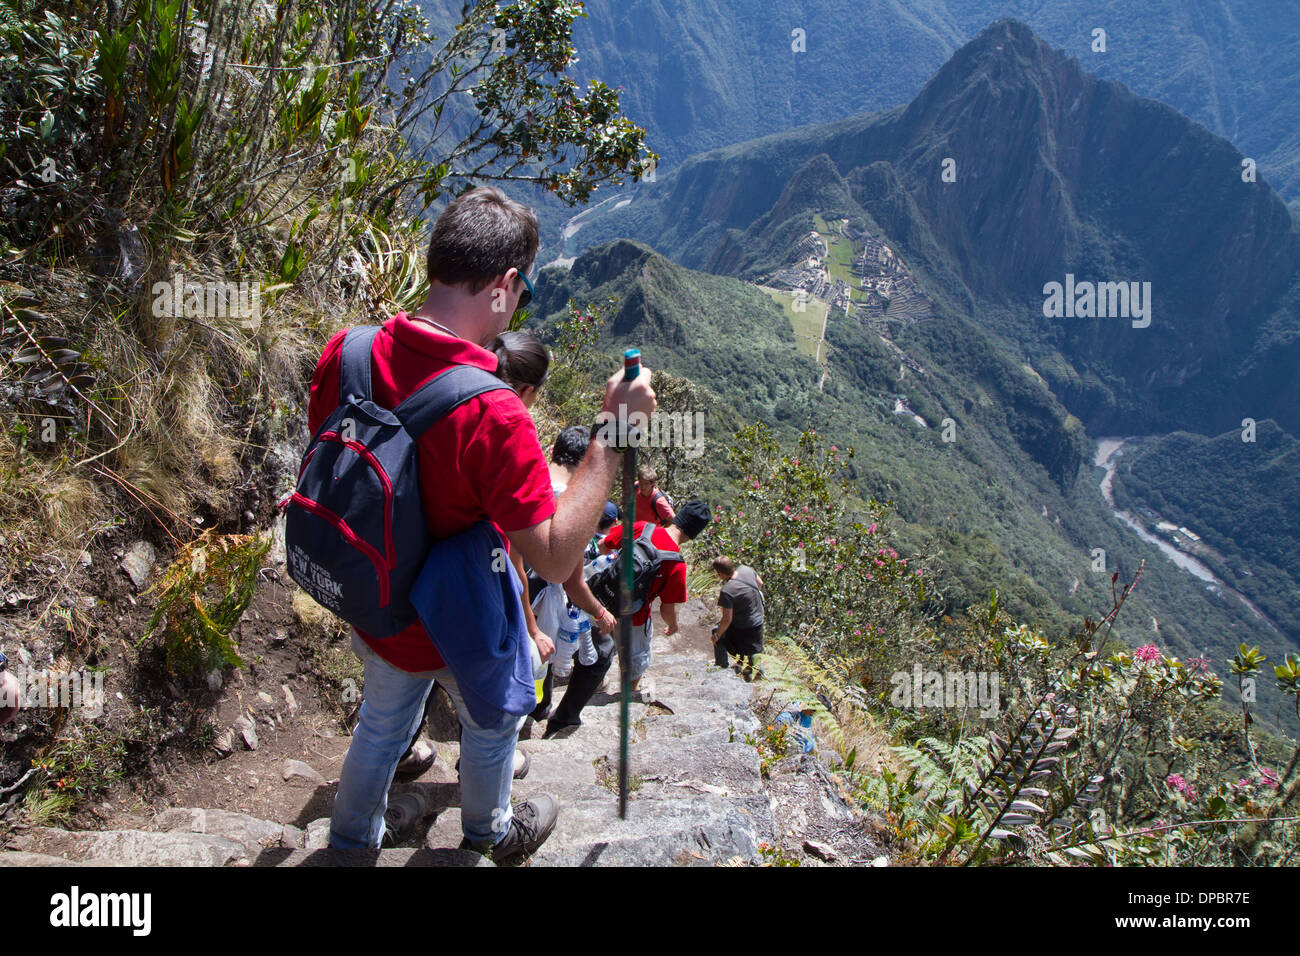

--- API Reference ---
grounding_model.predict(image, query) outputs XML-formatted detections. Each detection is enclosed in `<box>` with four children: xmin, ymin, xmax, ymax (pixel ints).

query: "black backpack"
<box><xmin>283</xmin><ymin>326</ymin><xmax>511</xmax><ymax>637</ymax></box>
<box><xmin>585</xmin><ymin>523</ymin><xmax>683</xmax><ymax>616</ymax></box>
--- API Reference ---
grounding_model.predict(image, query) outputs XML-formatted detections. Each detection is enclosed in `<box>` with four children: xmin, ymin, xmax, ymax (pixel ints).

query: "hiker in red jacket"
<box><xmin>544</xmin><ymin>500</ymin><xmax>711</xmax><ymax>735</ymax></box>
<box><xmin>634</xmin><ymin>466</ymin><xmax>675</xmax><ymax>524</ymax></box>
<box><xmin>315</xmin><ymin>186</ymin><xmax>657</xmax><ymax>861</ymax></box>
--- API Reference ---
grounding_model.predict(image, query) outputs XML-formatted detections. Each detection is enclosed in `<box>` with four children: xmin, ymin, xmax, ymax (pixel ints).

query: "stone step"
<box><xmin>253</xmin><ymin>846</ymin><xmax>491</xmax><ymax>867</ymax></box>
<box><xmin>529</xmin><ymin>794</ymin><xmax>776</xmax><ymax>867</ymax></box>
<box><xmin>152</xmin><ymin>807</ymin><xmax>305</xmax><ymax>851</ymax></box>
<box><xmin>15</xmin><ymin>827</ymin><xmax>251</xmax><ymax>866</ymax></box>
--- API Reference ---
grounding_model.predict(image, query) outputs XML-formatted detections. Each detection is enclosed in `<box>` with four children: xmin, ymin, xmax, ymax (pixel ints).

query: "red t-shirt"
<box><xmin>600</xmin><ymin>521</ymin><xmax>688</xmax><ymax>626</ymax></box>
<box><xmin>634</xmin><ymin>488</ymin><xmax>674</xmax><ymax>525</ymax></box>
<box><xmin>306</xmin><ymin>312</ymin><xmax>556</xmax><ymax>671</ymax></box>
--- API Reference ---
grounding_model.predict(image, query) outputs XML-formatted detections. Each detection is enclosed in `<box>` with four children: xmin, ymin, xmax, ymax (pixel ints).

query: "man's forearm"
<box><xmin>563</xmin><ymin>565</ymin><xmax>607</xmax><ymax>620</ymax></box>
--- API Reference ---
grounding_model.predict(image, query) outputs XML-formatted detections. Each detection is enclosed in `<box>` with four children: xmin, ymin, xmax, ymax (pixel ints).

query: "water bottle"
<box><xmin>529</xmin><ymin>634</ymin><xmax>547</xmax><ymax>703</ymax></box>
<box><xmin>574</xmin><ymin>610</ymin><xmax>596</xmax><ymax>666</ymax></box>
<box><xmin>553</xmin><ymin>606</ymin><xmax>580</xmax><ymax>677</ymax></box>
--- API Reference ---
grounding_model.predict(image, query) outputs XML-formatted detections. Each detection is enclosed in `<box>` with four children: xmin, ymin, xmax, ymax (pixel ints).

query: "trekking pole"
<box><xmin>618</xmin><ymin>347</ymin><xmax>640</xmax><ymax>819</ymax></box>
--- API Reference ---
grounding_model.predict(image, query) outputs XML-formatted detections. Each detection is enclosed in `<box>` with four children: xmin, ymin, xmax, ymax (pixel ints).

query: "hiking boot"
<box><xmin>459</xmin><ymin>796</ymin><xmax>558</xmax><ymax>862</ymax></box>
<box><xmin>454</xmin><ymin>748</ymin><xmax>530</xmax><ymax>780</ymax></box>
<box><xmin>394</xmin><ymin>740</ymin><xmax>436</xmax><ymax>781</ymax></box>
<box><xmin>382</xmin><ymin>791</ymin><xmax>433</xmax><ymax>846</ymax></box>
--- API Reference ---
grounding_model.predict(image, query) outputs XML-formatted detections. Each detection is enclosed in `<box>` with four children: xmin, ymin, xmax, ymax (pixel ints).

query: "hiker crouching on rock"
<box><xmin>312</xmin><ymin>186</ymin><xmax>656</xmax><ymax>861</ymax></box>
<box><xmin>711</xmin><ymin>556</ymin><xmax>764</xmax><ymax>678</ymax></box>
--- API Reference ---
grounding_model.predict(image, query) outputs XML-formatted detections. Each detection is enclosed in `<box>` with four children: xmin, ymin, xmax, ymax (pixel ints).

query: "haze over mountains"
<box><xmin>558</xmin><ymin>0</ymin><xmax>1300</xmax><ymax>208</ymax></box>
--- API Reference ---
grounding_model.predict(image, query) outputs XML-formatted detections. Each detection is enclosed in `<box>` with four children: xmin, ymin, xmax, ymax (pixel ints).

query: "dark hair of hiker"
<box><xmin>711</xmin><ymin>556</ymin><xmax>735</xmax><ymax>577</ymax></box>
<box><xmin>489</xmin><ymin>331</ymin><xmax>550</xmax><ymax>394</ymax></box>
<box><xmin>426</xmin><ymin>185</ymin><xmax>539</xmax><ymax>295</ymax></box>
<box><xmin>551</xmin><ymin>425</ymin><xmax>591</xmax><ymax>468</ymax></box>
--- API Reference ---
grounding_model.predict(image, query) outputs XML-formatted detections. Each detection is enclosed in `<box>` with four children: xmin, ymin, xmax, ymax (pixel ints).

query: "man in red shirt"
<box><xmin>315</xmin><ymin>186</ymin><xmax>656</xmax><ymax>860</ymax></box>
<box><xmin>633</xmin><ymin>466</ymin><xmax>675</xmax><ymax>524</ymax></box>
<box><xmin>545</xmin><ymin>499</ymin><xmax>711</xmax><ymax>733</ymax></box>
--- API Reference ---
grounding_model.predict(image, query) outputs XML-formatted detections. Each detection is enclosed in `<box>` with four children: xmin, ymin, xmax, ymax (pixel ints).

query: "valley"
<box><xmin>1096</xmin><ymin>438</ymin><xmax>1281</xmax><ymax>633</ymax></box>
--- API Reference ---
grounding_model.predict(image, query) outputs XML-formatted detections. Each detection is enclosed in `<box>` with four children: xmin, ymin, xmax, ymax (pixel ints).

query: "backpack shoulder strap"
<box><xmin>394</xmin><ymin>364</ymin><xmax>514</xmax><ymax>437</ymax></box>
<box><xmin>339</xmin><ymin>326</ymin><xmax>381</xmax><ymax>404</ymax></box>
<box><xmin>638</xmin><ymin>524</ymin><xmax>683</xmax><ymax>564</ymax></box>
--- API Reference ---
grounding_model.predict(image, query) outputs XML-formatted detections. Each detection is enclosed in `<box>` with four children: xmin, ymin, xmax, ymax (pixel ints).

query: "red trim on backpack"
<box><xmin>318</xmin><ymin>431</ymin><xmax>397</xmax><ymax>570</ymax></box>
<box><xmin>288</xmin><ymin>492</ymin><xmax>391</xmax><ymax>606</ymax></box>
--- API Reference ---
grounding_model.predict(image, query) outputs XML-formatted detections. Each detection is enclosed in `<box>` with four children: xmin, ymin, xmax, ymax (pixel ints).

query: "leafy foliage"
<box><xmin>142</xmin><ymin>532</ymin><xmax>270</xmax><ymax>677</ymax></box>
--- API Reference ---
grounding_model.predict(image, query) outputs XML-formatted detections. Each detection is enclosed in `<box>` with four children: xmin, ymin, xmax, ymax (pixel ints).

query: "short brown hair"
<box><xmin>427</xmin><ymin>186</ymin><xmax>539</xmax><ymax>294</ymax></box>
<box><xmin>711</xmin><ymin>556</ymin><xmax>735</xmax><ymax>576</ymax></box>
<box><xmin>637</xmin><ymin>466</ymin><xmax>657</xmax><ymax>485</ymax></box>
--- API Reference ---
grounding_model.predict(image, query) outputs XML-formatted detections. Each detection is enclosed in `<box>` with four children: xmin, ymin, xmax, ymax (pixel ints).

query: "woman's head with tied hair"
<box><xmin>489</xmin><ymin>330</ymin><xmax>550</xmax><ymax>408</ymax></box>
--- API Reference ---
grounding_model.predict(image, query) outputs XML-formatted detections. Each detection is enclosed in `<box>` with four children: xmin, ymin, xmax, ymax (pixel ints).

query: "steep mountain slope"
<box><xmin>529</xmin><ymin>240</ymin><xmax>1294</xmax><ymax>732</ymax></box>
<box><xmin>579</xmin><ymin>20</ymin><xmax>1300</xmax><ymax>439</ymax></box>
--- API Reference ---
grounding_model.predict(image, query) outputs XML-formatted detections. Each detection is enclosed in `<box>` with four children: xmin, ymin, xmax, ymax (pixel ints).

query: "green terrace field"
<box><xmin>760</xmin><ymin>286</ymin><xmax>829</xmax><ymax>362</ymax></box>
<box><xmin>813</xmin><ymin>214</ymin><xmax>869</xmax><ymax>308</ymax></box>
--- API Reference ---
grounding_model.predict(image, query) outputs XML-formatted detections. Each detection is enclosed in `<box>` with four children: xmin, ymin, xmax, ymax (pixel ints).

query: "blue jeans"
<box><xmin>330</xmin><ymin>634</ymin><xmax>525</xmax><ymax>849</ymax></box>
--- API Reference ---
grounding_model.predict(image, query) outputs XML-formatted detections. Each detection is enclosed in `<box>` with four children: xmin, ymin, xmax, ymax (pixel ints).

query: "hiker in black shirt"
<box><xmin>712</xmin><ymin>556</ymin><xmax>765</xmax><ymax>674</ymax></box>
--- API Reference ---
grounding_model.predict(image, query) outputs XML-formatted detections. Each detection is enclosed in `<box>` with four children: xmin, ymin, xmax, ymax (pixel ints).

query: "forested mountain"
<box><xmin>528</xmin><ymin>20</ymin><xmax>1300</xmax><ymax>730</ymax></box>
<box><xmin>578</xmin><ymin>20</ymin><xmax>1300</xmax><ymax>439</ymax></box>
<box><xmin>530</xmin><ymin>235</ymin><xmax>1298</xmax><ymax>731</ymax></box>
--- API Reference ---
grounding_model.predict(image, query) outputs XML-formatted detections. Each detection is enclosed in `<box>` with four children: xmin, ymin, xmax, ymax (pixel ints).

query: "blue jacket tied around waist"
<box><xmin>410</xmin><ymin>521</ymin><xmax>535</xmax><ymax>727</ymax></box>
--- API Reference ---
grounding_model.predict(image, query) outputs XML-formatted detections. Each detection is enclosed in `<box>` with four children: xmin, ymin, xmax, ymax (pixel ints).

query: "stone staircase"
<box><xmin>4</xmin><ymin>611</ymin><xmax>779</xmax><ymax>867</ymax></box>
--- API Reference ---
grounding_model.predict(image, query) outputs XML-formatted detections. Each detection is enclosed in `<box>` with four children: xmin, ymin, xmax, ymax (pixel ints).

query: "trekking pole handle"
<box><xmin>623</xmin><ymin>348</ymin><xmax>641</xmax><ymax>382</ymax></box>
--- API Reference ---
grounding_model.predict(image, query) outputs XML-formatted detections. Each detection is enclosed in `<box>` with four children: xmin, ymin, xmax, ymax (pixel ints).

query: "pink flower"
<box><xmin>1188</xmin><ymin>654</ymin><xmax>1211</xmax><ymax>674</ymax></box>
<box><xmin>867</xmin><ymin>523</ymin><xmax>877</xmax><ymax>534</ymax></box>
<box><xmin>1134</xmin><ymin>644</ymin><xmax>1161</xmax><ymax>665</ymax></box>
<box><xmin>753</xmin><ymin>480</ymin><xmax>760</xmax><ymax>489</ymax></box>
<box><xmin>802</xmin><ymin>506</ymin><xmax>809</xmax><ymax>513</ymax></box>
<box><xmin>1260</xmin><ymin>768</ymin><xmax>1281</xmax><ymax>790</ymax></box>
<box><xmin>1166</xmin><ymin>773</ymin><xmax>1195</xmax><ymax>799</ymax></box>
<box><xmin>853</xmin><ymin>629</ymin><xmax>861</xmax><ymax>636</ymax></box>
<box><xmin>783</xmin><ymin>505</ymin><xmax>790</xmax><ymax>513</ymax></box>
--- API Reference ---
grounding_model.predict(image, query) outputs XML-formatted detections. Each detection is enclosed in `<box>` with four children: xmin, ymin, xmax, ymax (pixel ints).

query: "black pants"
<box><xmin>714</xmin><ymin>625</ymin><xmax>763</xmax><ymax>669</ymax></box>
<box><xmin>547</xmin><ymin>627</ymin><xmax>616</xmax><ymax>729</ymax></box>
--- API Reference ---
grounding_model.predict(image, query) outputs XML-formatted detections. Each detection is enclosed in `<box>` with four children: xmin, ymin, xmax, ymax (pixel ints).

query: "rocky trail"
<box><xmin>2</xmin><ymin>579</ymin><xmax>885</xmax><ymax>867</ymax></box>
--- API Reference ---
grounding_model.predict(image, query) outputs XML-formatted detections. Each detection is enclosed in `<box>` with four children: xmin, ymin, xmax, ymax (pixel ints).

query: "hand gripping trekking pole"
<box><xmin>618</xmin><ymin>348</ymin><xmax>640</xmax><ymax>820</ymax></box>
